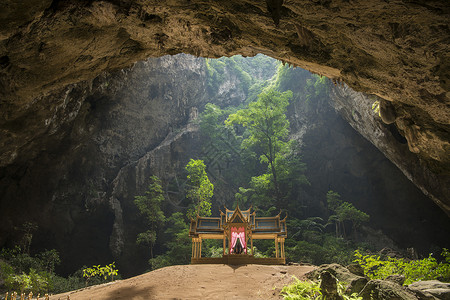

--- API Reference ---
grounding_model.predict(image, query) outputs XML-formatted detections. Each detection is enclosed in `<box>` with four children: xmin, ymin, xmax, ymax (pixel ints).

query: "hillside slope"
<box><xmin>49</xmin><ymin>264</ymin><xmax>316</xmax><ymax>300</ymax></box>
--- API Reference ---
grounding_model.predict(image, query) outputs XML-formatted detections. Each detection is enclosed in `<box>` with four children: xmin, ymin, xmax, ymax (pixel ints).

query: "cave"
<box><xmin>0</xmin><ymin>0</ymin><xmax>449</xmax><ymax>297</ymax></box>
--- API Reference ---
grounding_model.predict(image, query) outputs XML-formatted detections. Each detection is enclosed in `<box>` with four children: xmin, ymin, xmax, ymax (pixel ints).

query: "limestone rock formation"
<box><xmin>307</xmin><ymin>263</ymin><xmax>368</xmax><ymax>294</ymax></box>
<box><xmin>287</xmin><ymin>71</ymin><xmax>450</xmax><ymax>253</ymax></box>
<box><xmin>0</xmin><ymin>1</ymin><xmax>449</xmax><ymax>206</ymax></box>
<box><xmin>0</xmin><ymin>54</ymin><xmax>210</xmax><ymax>275</ymax></box>
<box><xmin>319</xmin><ymin>271</ymin><xmax>344</xmax><ymax>300</ymax></box>
<box><xmin>409</xmin><ymin>280</ymin><xmax>450</xmax><ymax>300</ymax></box>
<box><xmin>330</xmin><ymin>84</ymin><xmax>450</xmax><ymax>214</ymax></box>
<box><xmin>308</xmin><ymin>264</ymin><xmax>447</xmax><ymax>300</ymax></box>
<box><xmin>359</xmin><ymin>279</ymin><xmax>438</xmax><ymax>300</ymax></box>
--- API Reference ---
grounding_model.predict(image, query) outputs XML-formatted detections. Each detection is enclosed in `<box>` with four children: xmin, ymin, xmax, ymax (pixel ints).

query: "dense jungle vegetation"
<box><xmin>1</xmin><ymin>55</ymin><xmax>448</xmax><ymax>296</ymax></box>
<box><xmin>133</xmin><ymin>56</ymin><xmax>450</xmax><ymax>282</ymax></box>
<box><xmin>144</xmin><ymin>56</ymin><xmax>375</xmax><ymax>270</ymax></box>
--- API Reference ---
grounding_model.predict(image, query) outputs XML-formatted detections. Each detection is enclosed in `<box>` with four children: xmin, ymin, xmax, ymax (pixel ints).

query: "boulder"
<box><xmin>346</xmin><ymin>264</ymin><xmax>365</xmax><ymax>277</ymax></box>
<box><xmin>359</xmin><ymin>279</ymin><xmax>437</xmax><ymax>300</ymax></box>
<box><xmin>408</xmin><ymin>281</ymin><xmax>450</xmax><ymax>300</ymax></box>
<box><xmin>306</xmin><ymin>263</ymin><xmax>368</xmax><ymax>294</ymax></box>
<box><xmin>320</xmin><ymin>271</ymin><xmax>343</xmax><ymax>300</ymax></box>
<box><xmin>386</xmin><ymin>274</ymin><xmax>406</xmax><ymax>286</ymax></box>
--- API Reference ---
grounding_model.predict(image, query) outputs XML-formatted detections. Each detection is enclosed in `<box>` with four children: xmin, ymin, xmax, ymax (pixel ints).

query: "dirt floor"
<box><xmin>49</xmin><ymin>264</ymin><xmax>316</xmax><ymax>300</ymax></box>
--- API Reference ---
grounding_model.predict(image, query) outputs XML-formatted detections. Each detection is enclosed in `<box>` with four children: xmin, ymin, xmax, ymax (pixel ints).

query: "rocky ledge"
<box><xmin>308</xmin><ymin>264</ymin><xmax>450</xmax><ymax>300</ymax></box>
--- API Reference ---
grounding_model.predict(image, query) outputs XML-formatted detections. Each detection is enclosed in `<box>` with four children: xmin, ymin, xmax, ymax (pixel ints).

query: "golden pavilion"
<box><xmin>189</xmin><ymin>206</ymin><xmax>287</xmax><ymax>265</ymax></box>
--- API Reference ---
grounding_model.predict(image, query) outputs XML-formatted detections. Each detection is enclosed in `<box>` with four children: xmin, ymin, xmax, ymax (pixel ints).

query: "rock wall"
<box><xmin>0</xmin><ymin>1</ymin><xmax>449</xmax><ymax>209</ymax></box>
<box><xmin>330</xmin><ymin>84</ymin><xmax>450</xmax><ymax>214</ymax></box>
<box><xmin>290</xmin><ymin>79</ymin><xmax>450</xmax><ymax>253</ymax></box>
<box><xmin>0</xmin><ymin>54</ymin><xmax>209</xmax><ymax>275</ymax></box>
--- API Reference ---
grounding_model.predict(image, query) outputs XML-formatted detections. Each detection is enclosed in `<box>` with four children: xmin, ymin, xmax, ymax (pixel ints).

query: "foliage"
<box><xmin>0</xmin><ymin>245</ymin><xmax>122</xmax><ymax>295</ymax></box>
<box><xmin>198</xmin><ymin>103</ymin><xmax>252</xmax><ymax>191</ymax></box>
<box><xmin>226</xmin><ymin>88</ymin><xmax>293</xmax><ymax>206</ymax></box>
<box><xmin>201</xmin><ymin>240</ymin><xmax>223</xmax><ymax>258</ymax></box>
<box><xmin>149</xmin><ymin>212</ymin><xmax>192</xmax><ymax>269</ymax></box>
<box><xmin>136</xmin><ymin>230</ymin><xmax>157</xmax><ymax>248</ymax></box>
<box><xmin>252</xmin><ymin>246</ymin><xmax>270</xmax><ymax>258</ymax></box>
<box><xmin>0</xmin><ymin>246</ymin><xmax>61</xmax><ymax>294</ymax></box>
<box><xmin>134</xmin><ymin>175</ymin><xmax>166</xmax><ymax>258</ymax></box>
<box><xmin>185</xmin><ymin>159</ymin><xmax>214</xmax><ymax>219</ymax></box>
<box><xmin>205</xmin><ymin>54</ymin><xmax>278</xmax><ymax>96</ymax></box>
<box><xmin>281</xmin><ymin>276</ymin><xmax>362</xmax><ymax>300</ymax></box>
<box><xmin>336</xmin><ymin>203</ymin><xmax>369</xmax><ymax>230</ymax></box>
<box><xmin>326</xmin><ymin>190</ymin><xmax>342</xmax><ymax>211</ymax></box>
<box><xmin>205</xmin><ymin>58</ymin><xmax>226</xmax><ymax>93</ymax></box>
<box><xmin>7</xmin><ymin>273</ymin><xmax>32</xmax><ymax>294</ymax></box>
<box><xmin>17</xmin><ymin>222</ymin><xmax>38</xmax><ymax>255</ymax></box>
<box><xmin>371</xmin><ymin>100</ymin><xmax>381</xmax><ymax>116</ymax></box>
<box><xmin>271</xmin><ymin>63</ymin><xmax>329</xmax><ymax>108</ymax></box>
<box><xmin>50</xmin><ymin>271</ymin><xmax>85</xmax><ymax>294</ymax></box>
<box><xmin>82</xmin><ymin>262</ymin><xmax>118</xmax><ymax>286</ymax></box>
<box><xmin>37</xmin><ymin>249</ymin><xmax>61</xmax><ymax>274</ymax></box>
<box><xmin>252</xmin><ymin>239</ymin><xmax>275</xmax><ymax>258</ymax></box>
<box><xmin>1</xmin><ymin>266</ymin><xmax>50</xmax><ymax>295</ymax></box>
<box><xmin>326</xmin><ymin>191</ymin><xmax>369</xmax><ymax>239</ymax></box>
<box><xmin>285</xmin><ymin>234</ymin><xmax>364</xmax><ymax>266</ymax></box>
<box><xmin>281</xmin><ymin>278</ymin><xmax>322</xmax><ymax>300</ymax></box>
<box><xmin>354</xmin><ymin>249</ymin><xmax>450</xmax><ymax>285</ymax></box>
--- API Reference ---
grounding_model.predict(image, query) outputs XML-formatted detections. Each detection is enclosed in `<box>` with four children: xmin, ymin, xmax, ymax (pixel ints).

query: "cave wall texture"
<box><xmin>0</xmin><ymin>0</ymin><xmax>449</xmax><ymax>214</ymax></box>
<box><xmin>0</xmin><ymin>54</ymin><xmax>210</xmax><ymax>275</ymax></box>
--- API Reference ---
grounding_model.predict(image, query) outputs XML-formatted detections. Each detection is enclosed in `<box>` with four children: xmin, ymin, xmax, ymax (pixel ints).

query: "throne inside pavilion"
<box><xmin>189</xmin><ymin>206</ymin><xmax>287</xmax><ymax>265</ymax></box>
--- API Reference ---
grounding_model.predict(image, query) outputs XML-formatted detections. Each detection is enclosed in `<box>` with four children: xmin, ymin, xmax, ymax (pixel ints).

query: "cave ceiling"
<box><xmin>0</xmin><ymin>1</ymin><xmax>449</xmax><ymax>211</ymax></box>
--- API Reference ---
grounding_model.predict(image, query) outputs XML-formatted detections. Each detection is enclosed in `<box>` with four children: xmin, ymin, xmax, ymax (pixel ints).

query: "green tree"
<box><xmin>149</xmin><ymin>212</ymin><xmax>192</xmax><ymax>269</ymax></box>
<box><xmin>326</xmin><ymin>190</ymin><xmax>369</xmax><ymax>238</ymax></box>
<box><xmin>185</xmin><ymin>159</ymin><xmax>214</xmax><ymax>219</ymax></box>
<box><xmin>134</xmin><ymin>175</ymin><xmax>166</xmax><ymax>259</ymax></box>
<box><xmin>225</xmin><ymin>88</ymin><xmax>293</xmax><ymax>206</ymax></box>
<box><xmin>18</xmin><ymin>222</ymin><xmax>38</xmax><ymax>254</ymax></box>
<box><xmin>38</xmin><ymin>249</ymin><xmax>61</xmax><ymax>274</ymax></box>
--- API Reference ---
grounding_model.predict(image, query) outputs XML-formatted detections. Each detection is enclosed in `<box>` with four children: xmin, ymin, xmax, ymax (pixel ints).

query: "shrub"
<box><xmin>353</xmin><ymin>249</ymin><xmax>450</xmax><ymax>285</ymax></box>
<box><xmin>281</xmin><ymin>278</ymin><xmax>321</xmax><ymax>300</ymax></box>
<box><xmin>82</xmin><ymin>262</ymin><xmax>118</xmax><ymax>286</ymax></box>
<box><xmin>281</xmin><ymin>276</ymin><xmax>362</xmax><ymax>300</ymax></box>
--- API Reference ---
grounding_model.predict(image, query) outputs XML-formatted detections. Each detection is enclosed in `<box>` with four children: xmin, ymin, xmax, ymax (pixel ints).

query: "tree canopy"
<box><xmin>326</xmin><ymin>190</ymin><xmax>369</xmax><ymax>238</ymax></box>
<box><xmin>185</xmin><ymin>159</ymin><xmax>214</xmax><ymax>219</ymax></box>
<box><xmin>134</xmin><ymin>175</ymin><xmax>166</xmax><ymax>258</ymax></box>
<box><xmin>225</xmin><ymin>88</ymin><xmax>293</xmax><ymax>206</ymax></box>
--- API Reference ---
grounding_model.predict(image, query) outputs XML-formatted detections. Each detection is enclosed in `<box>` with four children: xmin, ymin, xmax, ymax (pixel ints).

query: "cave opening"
<box><xmin>1</xmin><ymin>1</ymin><xmax>449</xmax><ymax>296</ymax></box>
<box><xmin>1</xmin><ymin>52</ymin><xmax>448</xmax><ymax>286</ymax></box>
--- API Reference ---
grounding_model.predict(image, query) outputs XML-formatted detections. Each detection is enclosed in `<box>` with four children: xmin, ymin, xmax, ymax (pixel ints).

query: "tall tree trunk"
<box><xmin>268</xmin><ymin>138</ymin><xmax>281</xmax><ymax>207</ymax></box>
<box><xmin>335</xmin><ymin>222</ymin><xmax>339</xmax><ymax>238</ymax></box>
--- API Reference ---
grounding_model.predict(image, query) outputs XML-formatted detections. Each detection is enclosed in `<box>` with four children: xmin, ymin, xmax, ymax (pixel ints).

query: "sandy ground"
<box><xmin>49</xmin><ymin>264</ymin><xmax>316</xmax><ymax>300</ymax></box>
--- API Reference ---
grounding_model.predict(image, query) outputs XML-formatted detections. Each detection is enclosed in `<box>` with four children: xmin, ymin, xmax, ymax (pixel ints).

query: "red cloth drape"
<box><xmin>230</xmin><ymin>231</ymin><xmax>238</xmax><ymax>253</ymax></box>
<box><xmin>239</xmin><ymin>231</ymin><xmax>247</xmax><ymax>254</ymax></box>
<box><xmin>230</xmin><ymin>227</ymin><xmax>246</xmax><ymax>254</ymax></box>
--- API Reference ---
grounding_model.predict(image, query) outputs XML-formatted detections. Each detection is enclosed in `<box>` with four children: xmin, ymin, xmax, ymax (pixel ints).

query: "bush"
<box><xmin>82</xmin><ymin>262</ymin><xmax>119</xmax><ymax>286</ymax></box>
<box><xmin>281</xmin><ymin>278</ymin><xmax>321</xmax><ymax>300</ymax></box>
<box><xmin>51</xmin><ymin>274</ymin><xmax>84</xmax><ymax>294</ymax></box>
<box><xmin>281</xmin><ymin>276</ymin><xmax>362</xmax><ymax>300</ymax></box>
<box><xmin>285</xmin><ymin>235</ymin><xmax>367</xmax><ymax>266</ymax></box>
<box><xmin>0</xmin><ymin>246</ymin><xmax>92</xmax><ymax>295</ymax></box>
<box><xmin>353</xmin><ymin>249</ymin><xmax>450</xmax><ymax>285</ymax></box>
<box><xmin>0</xmin><ymin>260</ymin><xmax>14</xmax><ymax>284</ymax></box>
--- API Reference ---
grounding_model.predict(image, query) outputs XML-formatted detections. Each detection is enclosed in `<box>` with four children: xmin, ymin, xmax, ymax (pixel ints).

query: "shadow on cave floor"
<box><xmin>105</xmin><ymin>285</ymin><xmax>156</xmax><ymax>300</ymax></box>
<box><xmin>225</xmin><ymin>264</ymin><xmax>248</xmax><ymax>272</ymax></box>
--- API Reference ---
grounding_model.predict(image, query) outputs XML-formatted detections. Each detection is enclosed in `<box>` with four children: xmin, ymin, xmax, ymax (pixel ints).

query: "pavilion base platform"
<box><xmin>191</xmin><ymin>255</ymin><xmax>285</xmax><ymax>265</ymax></box>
